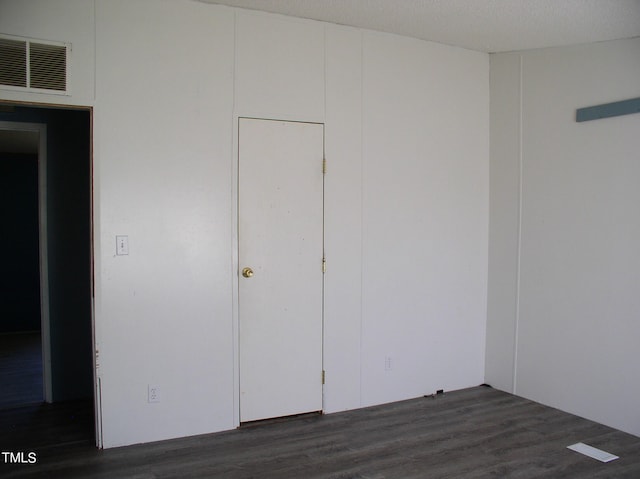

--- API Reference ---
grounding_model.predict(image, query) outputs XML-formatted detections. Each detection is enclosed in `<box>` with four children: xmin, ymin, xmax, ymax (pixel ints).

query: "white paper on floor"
<box><xmin>567</xmin><ymin>442</ymin><xmax>619</xmax><ymax>463</ymax></box>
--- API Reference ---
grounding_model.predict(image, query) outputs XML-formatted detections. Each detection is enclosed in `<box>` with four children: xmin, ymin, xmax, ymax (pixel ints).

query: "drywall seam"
<box><xmin>512</xmin><ymin>54</ymin><xmax>523</xmax><ymax>394</ymax></box>
<box><xmin>358</xmin><ymin>28</ymin><xmax>364</xmax><ymax>408</ymax></box>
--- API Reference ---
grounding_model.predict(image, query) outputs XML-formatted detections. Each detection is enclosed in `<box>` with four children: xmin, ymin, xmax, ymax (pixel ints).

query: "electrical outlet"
<box><xmin>148</xmin><ymin>385</ymin><xmax>160</xmax><ymax>403</ymax></box>
<box><xmin>385</xmin><ymin>356</ymin><xmax>393</xmax><ymax>371</ymax></box>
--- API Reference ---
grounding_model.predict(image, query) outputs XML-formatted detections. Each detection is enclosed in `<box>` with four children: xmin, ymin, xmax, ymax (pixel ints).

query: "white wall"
<box><xmin>486</xmin><ymin>54</ymin><xmax>521</xmax><ymax>393</ymax></box>
<box><xmin>234</xmin><ymin>11</ymin><xmax>325</xmax><ymax>122</ymax></box>
<box><xmin>1</xmin><ymin>0</ymin><xmax>489</xmax><ymax>447</ymax></box>
<box><xmin>93</xmin><ymin>0</ymin><xmax>236</xmax><ymax>447</ymax></box>
<box><xmin>487</xmin><ymin>37</ymin><xmax>640</xmax><ymax>437</ymax></box>
<box><xmin>324</xmin><ymin>24</ymin><xmax>364</xmax><ymax>413</ymax></box>
<box><xmin>361</xmin><ymin>31</ymin><xmax>489</xmax><ymax>406</ymax></box>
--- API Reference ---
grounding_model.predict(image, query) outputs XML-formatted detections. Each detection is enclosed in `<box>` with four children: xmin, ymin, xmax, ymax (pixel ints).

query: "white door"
<box><xmin>238</xmin><ymin>118</ymin><xmax>324</xmax><ymax>423</ymax></box>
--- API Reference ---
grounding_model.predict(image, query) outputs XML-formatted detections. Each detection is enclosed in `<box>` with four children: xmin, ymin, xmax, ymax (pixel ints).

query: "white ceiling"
<box><xmin>199</xmin><ymin>0</ymin><xmax>640</xmax><ymax>53</ymax></box>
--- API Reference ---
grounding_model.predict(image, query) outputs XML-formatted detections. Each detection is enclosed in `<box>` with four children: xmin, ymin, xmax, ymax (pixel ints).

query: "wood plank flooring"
<box><xmin>0</xmin><ymin>332</ymin><xmax>43</xmax><ymax>409</ymax></box>
<box><xmin>2</xmin><ymin>385</ymin><xmax>639</xmax><ymax>478</ymax></box>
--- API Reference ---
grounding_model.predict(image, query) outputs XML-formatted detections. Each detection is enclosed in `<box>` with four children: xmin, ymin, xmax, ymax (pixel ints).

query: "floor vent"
<box><xmin>0</xmin><ymin>36</ymin><xmax>68</xmax><ymax>93</ymax></box>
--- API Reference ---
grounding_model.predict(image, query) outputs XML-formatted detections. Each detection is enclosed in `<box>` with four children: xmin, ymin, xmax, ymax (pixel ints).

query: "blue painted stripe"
<box><xmin>576</xmin><ymin>97</ymin><xmax>640</xmax><ymax>122</ymax></box>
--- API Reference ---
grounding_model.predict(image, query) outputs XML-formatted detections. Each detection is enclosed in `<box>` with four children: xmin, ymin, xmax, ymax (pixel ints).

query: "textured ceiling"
<box><xmin>198</xmin><ymin>0</ymin><xmax>640</xmax><ymax>53</ymax></box>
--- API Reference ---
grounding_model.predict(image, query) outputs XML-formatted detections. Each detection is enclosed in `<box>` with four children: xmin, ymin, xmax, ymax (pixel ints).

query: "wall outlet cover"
<box><xmin>148</xmin><ymin>385</ymin><xmax>160</xmax><ymax>403</ymax></box>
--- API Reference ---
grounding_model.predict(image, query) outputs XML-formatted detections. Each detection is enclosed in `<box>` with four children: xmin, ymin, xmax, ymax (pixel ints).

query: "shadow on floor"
<box><xmin>0</xmin><ymin>332</ymin><xmax>94</xmax><ymax>459</ymax></box>
<box><xmin>0</xmin><ymin>332</ymin><xmax>43</xmax><ymax>410</ymax></box>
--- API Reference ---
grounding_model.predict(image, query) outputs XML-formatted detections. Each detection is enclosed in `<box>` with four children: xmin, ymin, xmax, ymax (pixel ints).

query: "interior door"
<box><xmin>238</xmin><ymin>118</ymin><xmax>324</xmax><ymax>423</ymax></box>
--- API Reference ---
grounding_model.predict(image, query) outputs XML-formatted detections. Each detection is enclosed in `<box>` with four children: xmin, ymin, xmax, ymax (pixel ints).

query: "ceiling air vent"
<box><xmin>0</xmin><ymin>36</ymin><xmax>68</xmax><ymax>93</ymax></box>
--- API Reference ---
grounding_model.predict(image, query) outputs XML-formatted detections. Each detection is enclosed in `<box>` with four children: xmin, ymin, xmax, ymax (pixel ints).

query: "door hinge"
<box><xmin>322</xmin><ymin>370</ymin><xmax>326</xmax><ymax>385</ymax></box>
<box><xmin>322</xmin><ymin>257</ymin><xmax>326</xmax><ymax>273</ymax></box>
<box><xmin>323</xmin><ymin>157</ymin><xmax>327</xmax><ymax>174</ymax></box>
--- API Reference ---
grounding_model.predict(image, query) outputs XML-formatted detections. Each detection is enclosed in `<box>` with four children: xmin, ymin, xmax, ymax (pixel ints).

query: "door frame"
<box><xmin>233</xmin><ymin>116</ymin><xmax>326</xmax><ymax>425</ymax></box>
<box><xmin>0</xmin><ymin>120</ymin><xmax>52</xmax><ymax>403</ymax></box>
<box><xmin>0</xmin><ymin>102</ymin><xmax>99</xmax><ymax>448</ymax></box>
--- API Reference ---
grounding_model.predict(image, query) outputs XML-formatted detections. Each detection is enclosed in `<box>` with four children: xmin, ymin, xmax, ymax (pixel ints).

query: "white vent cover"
<box><xmin>0</xmin><ymin>36</ymin><xmax>68</xmax><ymax>93</ymax></box>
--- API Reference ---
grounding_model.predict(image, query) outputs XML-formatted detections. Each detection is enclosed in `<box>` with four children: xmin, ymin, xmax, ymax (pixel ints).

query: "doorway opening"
<box><xmin>0</xmin><ymin>103</ymin><xmax>95</xmax><ymax>448</ymax></box>
<box><xmin>0</xmin><ymin>125</ymin><xmax>45</xmax><ymax>408</ymax></box>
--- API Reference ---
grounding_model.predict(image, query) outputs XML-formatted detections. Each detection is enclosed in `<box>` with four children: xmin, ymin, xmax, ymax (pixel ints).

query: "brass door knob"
<box><xmin>242</xmin><ymin>267</ymin><xmax>254</xmax><ymax>278</ymax></box>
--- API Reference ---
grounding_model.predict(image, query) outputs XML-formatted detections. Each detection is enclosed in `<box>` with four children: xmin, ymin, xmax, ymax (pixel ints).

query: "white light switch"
<box><xmin>116</xmin><ymin>235</ymin><xmax>129</xmax><ymax>256</ymax></box>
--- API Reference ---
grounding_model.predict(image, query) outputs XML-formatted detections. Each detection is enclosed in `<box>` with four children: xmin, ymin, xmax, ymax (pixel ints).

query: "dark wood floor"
<box><xmin>0</xmin><ymin>331</ymin><xmax>95</xmax><ymax>475</ymax></box>
<box><xmin>1</xmin><ymin>385</ymin><xmax>639</xmax><ymax>478</ymax></box>
<box><xmin>0</xmin><ymin>332</ymin><xmax>43</xmax><ymax>409</ymax></box>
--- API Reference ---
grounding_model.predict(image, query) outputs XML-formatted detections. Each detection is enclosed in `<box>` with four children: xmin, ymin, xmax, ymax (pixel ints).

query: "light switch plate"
<box><xmin>116</xmin><ymin>235</ymin><xmax>129</xmax><ymax>255</ymax></box>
